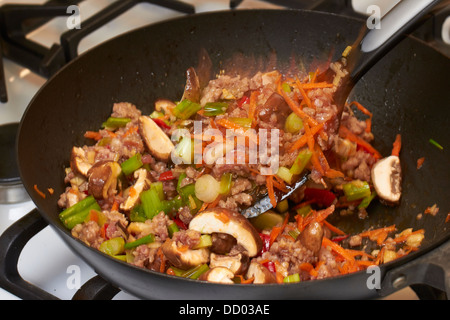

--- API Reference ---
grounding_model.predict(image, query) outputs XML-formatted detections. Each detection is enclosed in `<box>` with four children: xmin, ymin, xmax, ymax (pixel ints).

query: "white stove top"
<box><xmin>0</xmin><ymin>0</ymin><xmax>424</xmax><ymax>300</ymax></box>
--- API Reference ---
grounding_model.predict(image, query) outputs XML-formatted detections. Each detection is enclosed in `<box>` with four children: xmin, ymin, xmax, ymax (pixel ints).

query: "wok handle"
<box><xmin>0</xmin><ymin>209</ymin><xmax>59</xmax><ymax>300</ymax></box>
<box><xmin>348</xmin><ymin>0</ymin><xmax>447</xmax><ymax>83</ymax></box>
<box><xmin>379</xmin><ymin>240</ymin><xmax>450</xmax><ymax>300</ymax></box>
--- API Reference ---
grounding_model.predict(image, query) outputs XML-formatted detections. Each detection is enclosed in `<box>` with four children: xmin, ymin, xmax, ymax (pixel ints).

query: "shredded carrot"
<box><xmin>34</xmin><ymin>184</ymin><xmax>46</xmax><ymax>199</ymax></box>
<box><xmin>157</xmin><ymin>247</ymin><xmax>166</xmax><ymax>273</ymax></box>
<box><xmin>216</xmin><ymin>118</ymin><xmax>244</xmax><ymax>131</ymax></box>
<box><xmin>391</xmin><ymin>134</ymin><xmax>402</xmax><ymax>157</ymax></box>
<box><xmin>128</xmin><ymin>186</ymin><xmax>137</xmax><ymax>198</ymax></box>
<box><xmin>198</xmin><ymin>201</ymin><xmax>209</xmax><ymax>213</ymax></box>
<box><xmin>416</xmin><ymin>157</ymin><xmax>425</xmax><ymax>169</ymax></box>
<box><xmin>288</xmin><ymin>123</ymin><xmax>324</xmax><ymax>152</ymax></box>
<box><xmin>235</xmin><ymin>275</ymin><xmax>255</xmax><ymax>284</ymax></box>
<box><xmin>123</xmin><ymin>125</ymin><xmax>138</xmax><ymax>138</ymax></box>
<box><xmin>339</xmin><ymin>125</ymin><xmax>382</xmax><ymax>159</ymax></box>
<box><xmin>301</xmin><ymin>82</ymin><xmax>334</xmax><ymax>89</ymax></box>
<box><xmin>392</xmin><ymin>229</ymin><xmax>425</xmax><ymax>244</ymax></box>
<box><xmin>47</xmin><ymin>187</ymin><xmax>54</xmax><ymax>195</ymax></box>
<box><xmin>295</xmin><ymin>77</ymin><xmax>314</xmax><ymax>110</ymax></box>
<box><xmin>322</xmin><ymin>220</ymin><xmax>346</xmax><ymax>236</ymax></box>
<box><xmin>166</xmin><ymin>268</ymin><xmax>176</xmax><ymax>276</ymax></box>
<box><xmin>266</xmin><ymin>175</ymin><xmax>277</xmax><ymax>208</ymax></box>
<box><xmin>207</xmin><ymin>194</ymin><xmax>222</xmax><ymax>209</ymax></box>
<box><xmin>359</xmin><ymin>225</ymin><xmax>397</xmax><ymax>245</ymax></box>
<box><xmin>177</xmin><ymin>244</ymin><xmax>189</xmax><ymax>252</ymax></box>
<box><xmin>111</xmin><ymin>199</ymin><xmax>119</xmax><ymax>212</ymax></box>
<box><xmin>322</xmin><ymin>237</ymin><xmax>356</xmax><ymax>271</ymax></box>
<box><xmin>325</xmin><ymin>169</ymin><xmax>344</xmax><ymax>179</ymax></box>
<box><xmin>348</xmin><ymin>101</ymin><xmax>373</xmax><ymax>133</ymax></box>
<box><xmin>89</xmin><ymin>209</ymin><xmax>99</xmax><ymax>223</ymax></box>
<box><xmin>84</xmin><ymin>131</ymin><xmax>102</xmax><ymax>141</ymax></box>
<box><xmin>269</xmin><ymin>213</ymin><xmax>289</xmax><ymax>247</ymax></box>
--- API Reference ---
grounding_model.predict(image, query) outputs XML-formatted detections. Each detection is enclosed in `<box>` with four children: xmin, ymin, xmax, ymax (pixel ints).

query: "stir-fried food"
<box><xmin>57</xmin><ymin>63</ymin><xmax>424</xmax><ymax>284</ymax></box>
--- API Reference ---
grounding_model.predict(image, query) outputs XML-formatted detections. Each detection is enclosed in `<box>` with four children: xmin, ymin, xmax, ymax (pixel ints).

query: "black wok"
<box><xmin>16</xmin><ymin>9</ymin><xmax>450</xmax><ymax>299</ymax></box>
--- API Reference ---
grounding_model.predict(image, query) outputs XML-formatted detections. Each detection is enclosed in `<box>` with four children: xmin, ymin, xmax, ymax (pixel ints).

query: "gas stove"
<box><xmin>0</xmin><ymin>0</ymin><xmax>447</xmax><ymax>300</ymax></box>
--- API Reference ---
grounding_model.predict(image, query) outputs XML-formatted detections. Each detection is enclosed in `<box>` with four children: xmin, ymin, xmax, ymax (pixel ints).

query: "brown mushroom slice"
<box><xmin>88</xmin><ymin>161</ymin><xmax>121</xmax><ymax>200</ymax></box>
<box><xmin>139</xmin><ymin>115</ymin><xmax>174</xmax><ymax>161</ymax></box>
<box><xmin>161</xmin><ymin>239</ymin><xmax>210</xmax><ymax>270</ymax></box>
<box><xmin>70</xmin><ymin>146</ymin><xmax>92</xmax><ymax>176</ymax></box>
<box><xmin>120</xmin><ymin>168</ymin><xmax>150</xmax><ymax>211</ymax></box>
<box><xmin>199</xmin><ymin>267</ymin><xmax>235</xmax><ymax>284</ymax></box>
<box><xmin>246</xmin><ymin>262</ymin><xmax>276</xmax><ymax>284</ymax></box>
<box><xmin>181</xmin><ymin>67</ymin><xmax>201</xmax><ymax>103</ymax></box>
<box><xmin>154</xmin><ymin>99</ymin><xmax>176</xmax><ymax>115</ymax></box>
<box><xmin>189</xmin><ymin>208</ymin><xmax>263</xmax><ymax>257</ymax></box>
<box><xmin>371</xmin><ymin>155</ymin><xmax>402</xmax><ymax>204</ymax></box>
<box><xmin>210</xmin><ymin>232</ymin><xmax>237</xmax><ymax>254</ymax></box>
<box><xmin>209</xmin><ymin>252</ymin><xmax>250</xmax><ymax>275</ymax></box>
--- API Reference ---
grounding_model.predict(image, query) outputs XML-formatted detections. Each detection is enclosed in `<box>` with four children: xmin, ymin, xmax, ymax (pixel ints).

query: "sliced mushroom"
<box><xmin>246</xmin><ymin>261</ymin><xmax>276</xmax><ymax>284</ymax></box>
<box><xmin>139</xmin><ymin>115</ymin><xmax>174</xmax><ymax>161</ymax></box>
<box><xmin>209</xmin><ymin>252</ymin><xmax>250</xmax><ymax>275</ymax></box>
<box><xmin>181</xmin><ymin>67</ymin><xmax>201</xmax><ymax>103</ymax></box>
<box><xmin>189</xmin><ymin>208</ymin><xmax>263</xmax><ymax>257</ymax></box>
<box><xmin>161</xmin><ymin>238</ymin><xmax>210</xmax><ymax>270</ymax></box>
<box><xmin>210</xmin><ymin>232</ymin><xmax>237</xmax><ymax>254</ymax></box>
<box><xmin>298</xmin><ymin>221</ymin><xmax>324</xmax><ymax>255</ymax></box>
<box><xmin>258</xmin><ymin>92</ymin><xmax>290</xmax><ymax>123</ymax></box>
<box><xmin>371</xmin><ymin>155</ymin><xmax>402</xmax><ymax>204</ymax></box>
<box><xmin>70</xmin><ymin>147</ymin><xmax>92</xmax><ymax>176</ymax></box>
<box><xmin>120</xmin><ymin>168</ymin><xmax>150</xmax><ymax>211</ymax></box>
<box><xmin>199</xmin><ymin>267</ymin><xmax>234</xmax><ymax>284</ymax></box>
<box><xmin>155</xmin><ymin>99</ymin><xmax>176</xmax><ymax>115</ymax></box>
<box><xmin>87</xmin><ymin>161</ymin><xmax>121</xmax><ymax>199</ymax></box>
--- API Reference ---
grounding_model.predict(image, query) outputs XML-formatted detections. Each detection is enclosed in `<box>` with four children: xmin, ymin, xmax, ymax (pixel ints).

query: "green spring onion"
<box><xmin>296</xmin><ymin>204</ymin><xmax>312</xmax><ymax>217</ymax></box>
<box><xmin>173</xmin><ymin>99</ymin><xmax>202</xmax><ymax>120</ymax></box>
<box><xmin>285</xmin><ymin>112</ymin><xmax>304</xmax><ymax>134</ymax></box>
<box><xmin>219</xmin><ymin>173</ymin><xmax>233</xmax><ymax>195</ymax></box>
<box><xmin>229</xmin><ymin>117</ymin><xmax>252</xmax><ymax>129</ymax></box>
<box><xmin>140</xmin><ymin>187</ymin><xmax>163</xmax><ymax>219</ymax></box>
<box><xmin>124</xmin><ymin>234</ymin><xmax>155</xmax><ymax>250</ymax></box>
<box><xmin>102</xmin><ymin>117</ymin><xmax>131</xmax><ymax>130</ymax></box>
<box><xmin>276</xmin><ymin>166</ymin><xmax>294</xmax><ymax>185</ymax></box>
<box><xmin>174</xmin><ymin>136</ymin><xmax>194</xmax><ymax>164</ymax></box>
<box><xmin>288</xmin><ymin>229</ymin><xmax>300</xmax><ymax>240</ymax></box>
<box><xmin>429</xmin><ymin>138</ymin><xmax>444</xmax><ymax>150</ymax></box>
<box><xmin>343</xmin><ymin>180</ymin><xmax>371</xmax><ymax>201</ymax></box>
<box><xmin>193</xmin><ymin>234</ymin><xmax>212</xmax><ymax>249</ymax></box>
<box><xmin>358</xmin><ymin>191</ymin><xmax>377</xmax><ymax>209</ymax></box>
<box><xmin>168</xmin><ymin>222</ymin><xmax>180</xmax><ymax>238</ymax></box>
<box><xmin>121</xmin><ymin>153</ymin><xmax>143</xmax><ymax>176</ymax></box>
<box><xmin>203</xmin><ymin>102</ymin><xmax>229</xmax><ymax>116</ymax></box>
<box><xmin>181</xmin><ymin>264</ymin><xmax>210</xmax><ymax>280</ymax></box>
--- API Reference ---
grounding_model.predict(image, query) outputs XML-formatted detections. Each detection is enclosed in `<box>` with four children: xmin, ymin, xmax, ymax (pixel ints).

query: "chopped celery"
<box><xmin>193</xmin><ymin>234</ymin><xmax>212</xmax><ymax>249</ymax></box>
<box><xmin>168</xmin><ymin>222</ymin><xmax>180</xmax><ymax>238</ymax></box>
<box><xmin>283</xmin><ymin>273</ymin><xmax>300</xmax><ymax>283</ymax></box>
<box><xmin>203</xmin><ymin>102</ymin><xmax>228</xmax><ymax>116</ymax></box>
<box><xmin>173</xmin><ymin>99</ymin><xmax>202</xmax><ymax>120</ymax></box>
<box><xmin>102</xmin><ymin>117</ymin><xmax>131</xmax><ymax>129</ymax></box>
<box><xmin>130</xmin><ymin>204</ymin><xmax>146</xmax><ymax>222</ymax></box>
<box><xmin>121</xmin><ymin>153</ymin><xmax>143</xmax><ymax>176</ymax></box>
<box><xmin>181</xmin><ymin>264</ymin><xmax>210</xmax><ymax>280</ymax></box>
<box><xmin>290</xmin><ymin>148</ymin><xmax>312</xmax><ymax>175</ymax></box>
<box><xmin>343</xmin><ymin>180</ymin><xmax>371</xmax><ymax>201</ymax></box>
<box><xmin>150</xmin><ymin>181</ymin><xmax>165</xmax><ymax>201</ymax></box>
<box><xmin>140</xmin><ymin>187</ymin><xmax>163</xmax><ymax>219</ymax></box>
<box><xmin>284</xmin><ymin>112</ymin><xmax>303</xmax><ymax>134</ymax></box>
<box><xmin>59</xmin><ymin>196</ymin><xmax>101</xmax><ymax>229</ymax></box>
<box><xmin>249</xmin><ymin>211</ymin><xmax>285</xmax><ymax>231</ymax></box>
<box><xmin>150</xmin><ymin>110</ymin><xmax>164</xmax><ymax>119</ymax></box>
<box><xmin>99</xmin><ymin>237</ymin><xmax>125</xmax><ymax>256</ymax></box>
<box><xmin>276</xmin><ymin>166</ymin><xmax>293</xmax><ymax>185</ymax></box>
<box><xmin>275</xmin><ymin>199</ymin><xmax>289</xmax><ymax>213</ymax></box>
<box><xmin>124</xmin><ymin>234</ymin><xmax>155</xmax><ymax>249</ymax></box>
<box><xmin>288</xmin><ymin>229</ymin><xmax>300</xmax><ymax>240</ymax></box>
<box><xmin>358</xmin><ymin>191</ymin><xmax>377</xmax><ymax>209</ymax></box>
<box><xmin>229</xmin><ymin>117</ymin><xmax>252</xmax><ymax>129</ymax></box>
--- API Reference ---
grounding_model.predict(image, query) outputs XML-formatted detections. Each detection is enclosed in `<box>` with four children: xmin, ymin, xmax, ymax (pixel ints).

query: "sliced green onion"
<box><xmin>150</xmin><ymin>181</ymin><xmax>165</xmax><ymax>201</ymax></box>
<box><xmin>174</xmin><ymin>136</ymin><xmax>194</xmax><ymax>164</ymax></box>
<box><xmin>181</xmin><ymin>263</ymin><xmax>210</xmax><ymax>280</ymax></box>
<box><xmin>124</xmin><ymin>234</ymin><xmax>155</xmax><ymax>249</ymax></box>
<box><xmin>282</xmin><ymin>82</ymin><xmax>292</xmax><ymax>93</ymax></box>
<box><xmin>429</xmin><ymin>138</ymin><xmax>444</xmax><ymax>150</ymax></box>
<box><xmin>195</xmin><ymin>174</ymin><xmax>220</xmax><ymax>203</ymax></box>
<box><xmin>296</xmin><ymin>204</ymin><xmax>312</xmax><ymax>217</ymax></box>
<box><xmin>285</xmin><ymin>112</ymin><xmax>304</xmax><ymax>134</ymax></box>
<box><xmin>99</xmin><ymin>237</ymin><xmax>125</xmax><ymax>256</ymax></box>
<box><xmin>177</xmin><ymin>172</ymin><xmax>187</xmax><ymax>193</ymax></box>
<box><xmin>290</xmin><ymin>148</ymin><xmax>312</xmax><ymax>175</ymax></box>
<box><xmin>276</xmin><ymin>166</ymin><xmax>294</xmax><ymax>185</ymax></box>
<box><xmin>193</xmin><ymin>234</ymin><xmax>212</xmax><ymax>249</ymax></box>
<box><xmin>173</xmin><ymin>99</ymin><xmax>202</xmax><ymax>120</ymax></box>
<box><xmin>343</xmin><ymin>180</ymin><xmax>371</xmax><ymax>201</ymax></box>
<box><xmin>249</xmin><ymin>211</ymin><xmax>285</xmax><ymax>231</ymax></box>
<box><xmin>150</xmin><ymin>110</ymin><xmax>164</xmax><ymax>119</ymax></box>
<box><xmin>275</xmin><ymin>199</ymin><xmax>289</xmax><ymax>213</ymax></box>
<box><xmin>283</xmin><ymin>273</ymin><xmax>300</xmax><ymax>283</ymax></box>
<box><xmin>102</xmin><ymin>117</ymin><xmax>131</xmax><ymax>129</ymax></box>
<box><xmin>203</xmin><ymin>102</ymin><xmax>229</xmax><ymax>116</ymax></box>
<box><xmin>358</xmin><ymin>191</ymin><xmax>377</xmax><ymax>209</ymax></box>
<box><xmin>121</xmin><ymin>153</ymin><xmax>143</xmax><ymax>176</ymax></box>
<box><xmin>229</xmin><ymin>117</ymin><xmax>252</xmax><ymax>129</ymax></box>
<box><xmin>219</xmin><ymin>173</ymin><xmax>233</xmax><ymax>195</ymax></box>
<box><xmin>130</xmin><ymin>204</ymin><xmax>147</xmax><ymax>222</ymax></box>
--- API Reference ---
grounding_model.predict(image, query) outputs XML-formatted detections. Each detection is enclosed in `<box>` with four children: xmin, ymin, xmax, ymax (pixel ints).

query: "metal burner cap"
<box><xmin>0</xmin><ymin>122</ymin><xmax>30</xmax><ymax>204</ymax></box>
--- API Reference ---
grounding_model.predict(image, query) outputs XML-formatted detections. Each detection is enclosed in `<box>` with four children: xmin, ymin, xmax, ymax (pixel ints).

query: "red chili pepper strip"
<box><xmin>304</xmin><ymin>188</ymin><xmax>336</xmax><ymax>207</ymax></box>
<box><xmin>152</xmin><ymin>118</ymin><xmax>171</xmax><ymax>130</ymax></box>
<box><xmin>158</xmin><ymin>170</ymin><xmax>175</xmax><ymax>181</ymax></box>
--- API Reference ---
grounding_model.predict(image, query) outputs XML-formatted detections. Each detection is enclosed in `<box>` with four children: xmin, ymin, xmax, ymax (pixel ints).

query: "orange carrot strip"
<box><xmin>248</xmin><ymin>91</ymin><xmax>259</xmax><ymax>128</ymax></box>
<box><xmin>295</xmin><ymin>77</ymin><xmax>314</xmax><ymax>110</ymax></box>
<box><xmin>322</xmin><ymin>220</ymin><xmax>346</xmax><ymax>236</ymax></box>
<box><xmin>266</xmin><ymin>175</ymin><xmax>277</xmax><ymax>208</ymax></box>
<box><xmin>84</xmin><ymin>131</ymin><xmax>102</xmax><ymax>141</ymax></box>
<box><xmin>391</xmin><ymin>134</ymin><xmax>402</xmax><ymax>157</ymax></box>
<box><xmin>34</xmin><ymin>184</ymin><xmax>46</xmax><ymax>199</ymax></box>
<box><xmin>216</xmin><ymin>118</ymin><xmax>244</xmax><ymax>131</ymax></box>
<box><xmin>322</xmin><ymin>237</ymin><xmax>355</xmax><ymax>266</ymax></box>
<box><xmin>288</xmin><ymin>123</ymin><xmax>324</xmax><ymax>152</ymax></box>
<box><xmin>269</xmin><ymin>212</ymin><xmax>289</xmax><ymax>247</ymax></box>
<box><xmin>339</xmin><ymin>125</ymin><xmax>382</xmax><ymax>159</ymax></box>
<box><xmin>302</xmin><ymin>82</ymin><xmax>334</xmax><ymax>89</ymax></box>
<box><xmin>214</xmin><ymin>209</ymin><xmax>230</xmax><ymax>223</ymax></box>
